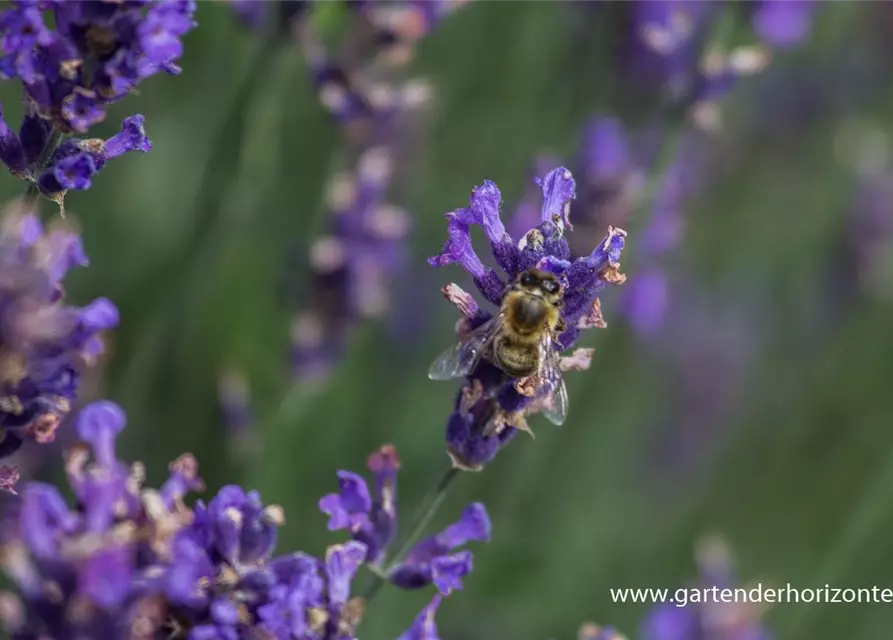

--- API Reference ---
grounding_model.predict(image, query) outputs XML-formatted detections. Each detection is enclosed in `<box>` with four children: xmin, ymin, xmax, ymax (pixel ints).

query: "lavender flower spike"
<box><xmin>1</xmin><ymin>399</ymin><xmax>379</xmax><ymax>639</ymax></box>
<box><xmin>0</xmin><ymin>205</ymin><xmax>118</xmax><ymax>462</ymax></box>
<box><xmin>430</xmin><ymin>167</ymin><xmax>628</xmax><ymax>469</ymax></box>
<box><xmin>0</xmin><ymin>2</ymin><xmax>197</xmax><ymax>133</ymax></box>
<box><xmin>389</xmin><ymin>502</ymin><xmax>491</xmax><ymax>595</ymax></box>
<box><xmin>319</xmin><ymin>444</ymin><xmax>401</xmax><ymax>566</ymax></box>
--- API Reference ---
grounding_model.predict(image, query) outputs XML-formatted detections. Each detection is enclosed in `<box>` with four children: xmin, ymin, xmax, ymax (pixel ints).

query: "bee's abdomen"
<box><xmin>492</xmin><ymin>336</ymin><xmax>538</xmax><ymax>378</ymax></box>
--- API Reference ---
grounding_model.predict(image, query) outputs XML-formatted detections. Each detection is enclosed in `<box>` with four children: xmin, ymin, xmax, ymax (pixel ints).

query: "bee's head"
<box><xmin>514</xmin><ymin>268</ymin><xmax>563</xmax><ymax>304</ymax></box>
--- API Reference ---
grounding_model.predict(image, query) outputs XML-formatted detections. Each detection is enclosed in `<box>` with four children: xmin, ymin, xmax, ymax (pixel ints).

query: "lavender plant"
<box><xmin>258</xmin><ymin>1</ymin><xmax>465</xmax><ymax>384</ymax></box>
<box><xmin>0</xmin><ymin>397</ymin><xmax>488</xmax><ymax>638</ymax></box>
<box><xmin>0</xmin><ymin>205</ymin><xmax>117</xmax><ymax>486</ymax></box>
<box><xmin>0</xmin><ymin>0</ymin><xmax>195</xmax><ymax>206</ymax></box>
<box><xmin>428</xmin><ymin>167</ymin><xmax>627</xmax><ymax>469</ymax></box>
<box><xmin>626</xmin><ymin>0</ymin><xmax>816</xmax><ymax>130</ymax></box>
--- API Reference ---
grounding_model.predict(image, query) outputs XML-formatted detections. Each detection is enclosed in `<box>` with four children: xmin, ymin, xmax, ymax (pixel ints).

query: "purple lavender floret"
<box><xmin>0</xmin><ymin>400</ymin><xmax>380</xmax><ymax>639</ymax></box>
<box><xmin>389</xmin><ymin>502</ymin><xmax>491</xmax><ymax>595</ymax></box>
<box><xmin>750</xmin><ymin>0</ymin><xmax>816</xmax><ymax>48</ymax></box>
<box><xmin>0</xmin><ymin>0</ymin><xmax>197</xmax><ymax>133</ymax></box>
<box><xmin>397</xmin><ymin>595</ymin><xmax>442</xmax><ymax>640</ymax></box>
<box><xmin>429</xmin><ymin>167</ymin><xmax>627</xmax><ymax>469</ymax></box>
<box><xmin>0</xmin><ymin>106</ymin><xmax>151</xmax><ymax>202</ymax></box>
<box><xmin>319</xmin><ymin>450</ymin><xmax>492</xmax><ymax>597</ymax></box>
<box><xmin>319</xmin><ymin>444</ymin><xmax>400</xmax><ymax>567</ymax></box>
<box><xmin>641</xmin><ymin>537</ymin><xmax>771</xmax><ymax>640</ymax></box>
<box><xmin>0</xmin><ymin>208</ymin><xmax>118</xmax><ymax>467</ymax></box>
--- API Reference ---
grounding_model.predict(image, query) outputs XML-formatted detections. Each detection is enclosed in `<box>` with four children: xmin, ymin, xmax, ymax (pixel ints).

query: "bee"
<box><xmin>428</xmin><ymin>267</ymin><xmax>568</xmax><ymax>428</ymax></box>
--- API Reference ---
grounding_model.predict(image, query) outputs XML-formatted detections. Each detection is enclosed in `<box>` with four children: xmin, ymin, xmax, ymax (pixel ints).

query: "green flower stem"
<box><xmin>361</xmin><ymin>465</ymin><xmax>461</xmax><ymax>602</ymax></box>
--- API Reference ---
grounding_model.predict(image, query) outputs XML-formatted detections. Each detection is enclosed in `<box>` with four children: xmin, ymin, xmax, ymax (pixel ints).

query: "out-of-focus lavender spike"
<box><xmin>290</xmin><ymin>140</ymin><xmax>418</xmax><ymax>383</ymax></box>
<box><xmin>647</xmin><ymin>281</ymin><xmax>766</xmax><ymax>482</ymax></box>
<box><xmin>622</xmin><ymin>1</ymin><xmax>816</xmax><ymax>131</ymax></box>
<box><xmin>835</xmin><ymin>120</ymin><xmax>893</xmax><ymax>301</ymax></box>
<box><xmin>618</xmin><ymin>130</ymin><xmax>712</xmax><ymax>339</ymax></box>
<box><xmin>570</xmin><ymin>117</ymin><xmax>647</xmax><ymax>255</ymax></box>
<box><xmin>0</xmin><ymin>201</ymin><xmax>118</xmax><ymax>463</ymax></box>
<box><xmin>348</xmin><ymin>0</ymin><xmax>472</xmax><ymax>67</ymax></box>
<box><xmin>642</xmin><ymin>536</ymin><xmax>771</xmax><ymax>640</ymax></box>
<box><xmin>258</xmin><ymin>0</ymin><xmax>451</xmax><ymax>386</ymax></box>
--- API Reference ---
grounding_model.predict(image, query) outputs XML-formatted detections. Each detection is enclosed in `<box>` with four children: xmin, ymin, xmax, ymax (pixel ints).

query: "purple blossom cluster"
<box><xmin>290</xmin><ymin>134</ymin><xmax>419</xmax><ymax>382</ymax></box>
<box><xmin>0</xmin><ymin>400</ymin><xmax>483</xmax><ymax>639</ymax></box>
<box><xmin>428</xmin><ymin>167</ymin><xmax>627</xmax><ymax>470</ymax></box>
<box><xmin>286</xmin><ymin>2</ymin><xmax>455</xmax><ymax>383</ymax></box>
<box><xmin>642</xmin><ymin>537</ymin><xmax>770</xmax><ymax>640</ymax></box>
<box><xmin>0</xmin><ymin>207</ymin><xmax>117</xmax><ymax>486</ymax></box>
<box><xmin>0</xmin><ymin>112</ymin><xmax>151</xmax><ymax>205</ymax></box>
<box><xmin>0</xmin><ymin>0</ymin><xmax>196</xmax><ymax>132</ymax></box>
<box><xmin>319</xmin><ymin>446</ymin><xmax>491</xmax><ymax>595</ymax></box>
<box><xmin>626</xmin><ymin>0</ymin><xmax>816</xmax><ymax>129</ymax></box>
<box><xmin>0</xmin><ymin>0</ymin><xmax>196</xmax><ymax>202</ymax></box>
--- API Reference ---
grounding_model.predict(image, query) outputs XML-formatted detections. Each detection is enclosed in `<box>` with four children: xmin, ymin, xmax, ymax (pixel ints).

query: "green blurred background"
<box><xmin>4</xmin><ymin>1</ymin><xmax>893</xmax><ymax>638</ymax></box>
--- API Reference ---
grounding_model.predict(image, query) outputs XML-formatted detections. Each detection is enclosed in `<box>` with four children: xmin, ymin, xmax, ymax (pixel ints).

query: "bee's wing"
<box><xmin>537</xmin><ymin>338</ymin><xmax>568</xmax><ymax>426</ymax></box>
<box><xmin>428</xmin><ymin>317</ymin><xmax>499</xmax><ymax>381</ymax></box>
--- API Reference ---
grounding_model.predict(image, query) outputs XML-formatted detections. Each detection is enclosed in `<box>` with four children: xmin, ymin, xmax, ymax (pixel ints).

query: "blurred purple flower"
<box><xmin>389</xmin><ymin>503</ymin><xmax>491</xmax><ymax>595</ymax></box>
<box><xmin>0</xmin><ymin>399</ymin><xmax>389</xmax><ymax>639</ymax></box>
<box><xmin>1</xmin><ymin>107</ymin><xmax>151</xmax><ymax>204</ymax></box>
<box><xmin>348</xmin><ymin>0</ymin><xmax>471</xmax><ymax>66</ymax></box>
<box><xmin>570</xmin><ymin>117</ymin><xmax>646</xmax><ymax>254</ymax></box>
<box><xmin>623</xmin><ymin>0</ymin><xmax>816</xmax><ymax>130</ymax></box>
<box><xmin>642</xmin><ymin>537</ymin><xmax>770</xmax><ymax>640</ymax></box>
<box><xmin>617</xmin><ymin>131</ymin><xmax>712</xmax><ymax>339</ymax></box>
<box><xmin>319</xmin><ymin>444</ymin><xmax>401</xmax><ymax>566</ymax></box>
<box><xmin>847</xmin><ymin>166</ymin><xmax>893</xmax><ymax>300</ymax></box>
<box><xmin>429</xmin><ymin>167</ymin><xmax>627</xmax><ymax>469</ymax></box>
<box><xmin>0</xmin><ymin>207</ymin><xmax>118</xmax><ymax>463</ymax></box>
<box><xmin>398</xmin><ymin>595</ymin><xmax>443</xmax><ymax>640</ymax></box>
<box><xmin>750</xmin><ymin>0</ymin><xmax>816</xmax><ymax>48</ymax></box>
<box><xmin>290</xmin><ymin>143</ymin><xmax>416</xmax><ymax>382</ymax></box>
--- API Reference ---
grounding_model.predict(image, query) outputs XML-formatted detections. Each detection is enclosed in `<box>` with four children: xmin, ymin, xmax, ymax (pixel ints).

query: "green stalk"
<box><xmin>360</xmin><ymin>466</ymin><xmax>460</xmax><ymax>602</ymax></box>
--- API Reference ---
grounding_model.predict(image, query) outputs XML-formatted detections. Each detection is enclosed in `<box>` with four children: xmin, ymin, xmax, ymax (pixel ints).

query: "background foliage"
<box><xmin>3</xmin><ymin>2</ymin><xmax>893</xmax><ymax>639</ymax></box>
